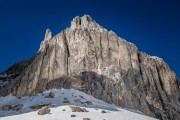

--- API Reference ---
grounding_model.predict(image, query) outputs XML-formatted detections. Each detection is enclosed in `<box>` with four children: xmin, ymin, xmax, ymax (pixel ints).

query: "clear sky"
<box><xmin>0</xmin><ymin>0</ymin><xmax>179</xmax><ymax>78</ymax></box>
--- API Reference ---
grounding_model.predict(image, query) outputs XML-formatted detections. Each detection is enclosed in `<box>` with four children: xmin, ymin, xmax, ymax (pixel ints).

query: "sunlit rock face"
<box><xmin>0</xmin><ymin>15</ymin><xmax>180</xmax><ymax>120</ymax></box>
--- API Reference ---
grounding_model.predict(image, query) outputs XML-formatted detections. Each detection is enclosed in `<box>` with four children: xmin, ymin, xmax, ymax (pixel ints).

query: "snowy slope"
<box><xmin>0</xmin><ymin>89</ymin><xmax>157</xmax><ymax>120</ymax></box>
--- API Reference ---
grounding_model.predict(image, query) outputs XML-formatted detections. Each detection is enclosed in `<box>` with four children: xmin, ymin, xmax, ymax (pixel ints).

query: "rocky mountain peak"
<box><xmin>39</xmin><ymin>28</ymin><xmax>52</xmax><ymax>51</ymax></box>
<box><xmin>0</xmin><ymin>15</ymin><xmax>180</xmax><ymax>120</ymax></box>
<box><xmin>44</xmin><ymin>28</ymin><xmax>52</xmax><ymax>40</ymax></box>
<box><xmin>71</xmin><ymin>15</ymin><xmax>92</xmax><ymax>29</ymax></box>
<box><xmin>70</xmin><ymin>15</ymin><xmax>104</xmax><ymax>31</ymax></box>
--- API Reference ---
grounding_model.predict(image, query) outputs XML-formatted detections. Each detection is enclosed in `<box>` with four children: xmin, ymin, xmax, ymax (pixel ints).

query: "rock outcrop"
<box><xmin>0</xmin><ymin>15</ymin><xmax>179</xmax><ymax>120</ymax></box>
<box><xmin>0</xmin><ymin>59</ymin><xmax>32</xmax><ymax>79</ymax></box>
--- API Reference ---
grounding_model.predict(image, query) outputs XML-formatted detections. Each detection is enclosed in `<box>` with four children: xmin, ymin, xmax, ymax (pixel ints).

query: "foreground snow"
<box><xmin>0</xmin><ymin>89</ymin><xmax>157</xmax><ymax>120</ymax></box>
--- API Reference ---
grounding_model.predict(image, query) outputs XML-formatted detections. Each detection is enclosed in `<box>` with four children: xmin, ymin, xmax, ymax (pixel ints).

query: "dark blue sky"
<box><xmin>0</xmin><ymin>0</ymin><xmax>179</xmax><ymax>78</ymax></box>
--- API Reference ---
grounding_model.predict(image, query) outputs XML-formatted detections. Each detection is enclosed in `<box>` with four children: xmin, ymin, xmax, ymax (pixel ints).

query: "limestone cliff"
<box><xmin>0</xmin><ymin>15</ymin><xmax>179</xmax><ymax>120</ymax></box>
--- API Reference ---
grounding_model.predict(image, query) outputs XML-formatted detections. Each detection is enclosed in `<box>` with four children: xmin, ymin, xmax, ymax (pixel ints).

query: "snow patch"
<box><xmin>151</xmin><ymin>56</ymin><xmax>163</xmax><ymax>61</ymax></box>
<box><xmin>0</xmin><ymin>89</ymin><xmax>157</xmax><ymax>120</ymax></box>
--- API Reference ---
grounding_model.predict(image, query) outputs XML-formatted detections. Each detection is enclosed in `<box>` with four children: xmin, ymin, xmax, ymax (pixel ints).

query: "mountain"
<box><xmin>0</xmin><ymin>15</ymin><xmax>180</xmax><ymax>120</ymax></box>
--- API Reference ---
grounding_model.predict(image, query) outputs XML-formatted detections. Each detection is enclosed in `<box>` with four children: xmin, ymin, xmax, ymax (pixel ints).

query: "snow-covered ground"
<box><xmin>0</xmin><ymin>89</ymin><xmax>157</xmax><ymax>120</ymax></box>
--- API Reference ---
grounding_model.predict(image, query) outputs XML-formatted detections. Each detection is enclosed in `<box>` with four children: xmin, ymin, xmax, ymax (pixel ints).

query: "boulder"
<box><xmin>37</xmin><ymin>106</ymin><xmax>50</xmax><ymax>115</ymax></box>
<box><xmin>12</xmin><ymin>104</ymin><xmax>23</xmax><ymax>111</ymax></box>
<box><xmin>83</xmin><ymin>118</ymin><xmax>90</xmax><ymax>120</ymax></box>
<box><xmin>2</xmin><ymin>105</ymin><xmax>12</xmax><ymax>111</ymax></box>
<box><xmin>70</xmin><ymin>114</ymin><xmax>76</xmax><ymax>117</ymax></box>
<box><xmin>70</xmin><ymin>106</ymin><xmax>88</xmax><ymax>112</ymax></box>
<box><xmin>30</xmin><ymin>103</ymin><xmax>54</xmax><ymax>111</ymax></box>
<box><xmin>45</xmin><ymin>92</ymin><xmax>55</xmax><ymax>98</ymax></box>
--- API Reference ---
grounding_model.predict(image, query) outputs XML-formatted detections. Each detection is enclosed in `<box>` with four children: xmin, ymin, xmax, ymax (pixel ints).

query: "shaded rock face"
<box><xmin>0</xmin><ymin>59</ymin><xmax>32</xmax><ymax>80</ymax></box>
<box><xmin>0</xmin><ymin>15</ymin><xmax>180</xmax><ymax>120</ymax></box>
